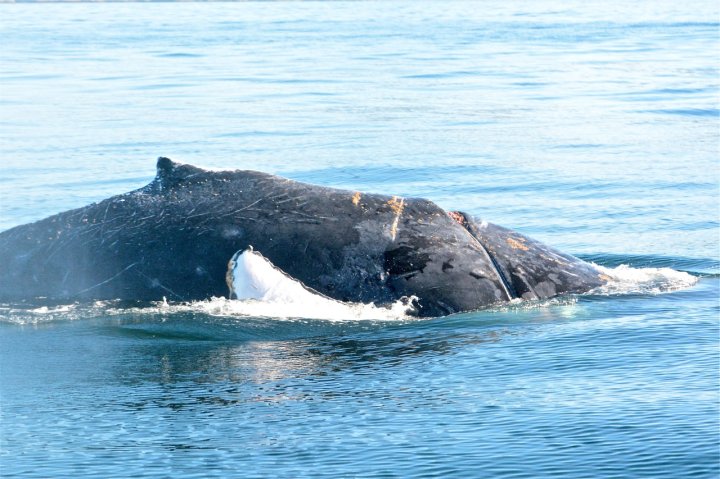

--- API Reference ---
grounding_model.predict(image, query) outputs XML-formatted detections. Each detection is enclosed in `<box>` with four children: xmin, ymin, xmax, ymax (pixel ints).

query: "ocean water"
<box><xmin>0</xmin><ymin>1</ymin><xmax>719</xmax><ymax>478</ymax></box>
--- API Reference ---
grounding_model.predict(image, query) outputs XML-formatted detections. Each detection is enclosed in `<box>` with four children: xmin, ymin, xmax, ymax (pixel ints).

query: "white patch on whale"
<box><xmin>224</xmin><ymin>248</ymin><xmax>416</xmax><ymax>320</ymax></box>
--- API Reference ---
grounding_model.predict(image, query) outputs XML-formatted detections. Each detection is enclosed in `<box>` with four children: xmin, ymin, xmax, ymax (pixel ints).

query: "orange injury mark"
<box><xmin>447</xmin><ymin>211</ymin><xmax>466</xmax><ymax>225</ymax></box>
<box><xmin>351</xmin><ymin>191</ymin><xmax>361</xmax><ymax>206</ymax></box>
<box><xmin>507</xmin><ymin>237</ymin><xmax>530</xmax><ymax>251</ymax></box>
<box><xmin>387</xmin><ymin>196</ymin><xmax>404</xmax><ymax>214</ymax></box>
<box><xmin>387</xmin><ymin>196</ymin><xmax>405</xmax><ymax>240</ymax></box>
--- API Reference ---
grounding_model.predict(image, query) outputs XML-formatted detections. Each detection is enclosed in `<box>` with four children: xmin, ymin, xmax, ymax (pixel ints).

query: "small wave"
<box><xmin>591</xmin><ymin>264</ymin><xmax>699</xmax><ymax>296</ymax></box>
<box><xmin>646</xmin><ymin>108</ymin><xmax>720</xmax><ymax>117</ymax></box>
<box><xmin>0</xmin><ymin>301</ymin><xmax>109</xmax><ymax>325</ymax></box>
<box><xmin>577</xmin><ymin>253</ymin><xmax>719</xmax><ymax>276</ymax></box>
<box><xmin>108</xmin><ymin>296</ymin><xmax>415</xmax><ymax>322</ymax></box>
<box><xmin>0</xmin><ymin>296</ymin><xmax>415</xmax><ymax>326</ymax></box>
<box><xmin>155</xmin><ymin>52</ymin><xmax>204</xmax><ymax>59</ymax></box>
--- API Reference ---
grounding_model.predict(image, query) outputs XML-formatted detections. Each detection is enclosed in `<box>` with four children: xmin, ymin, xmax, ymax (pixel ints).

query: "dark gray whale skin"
<box><xmin>0</xmin><ymin>158</ymin><xmax>607</xmax><ymax>317</ymax></box>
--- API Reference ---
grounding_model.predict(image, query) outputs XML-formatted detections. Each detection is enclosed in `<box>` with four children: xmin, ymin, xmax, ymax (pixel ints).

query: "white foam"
<box><xmin>29</xmin><ymin>304</ymin><xmax>76</xmax><ymax>314</ymax></box>
<box><xmin>591</xmin><ymin>263</ymin><xmax>699</xmax><ymax>295</ymax></box>
<box><xmin>0</xmin><ymin>301</ymin><xmax>107</xmax><ymax>325</ymax></box>
<box><xmin>154</xmin><ymin>295</ymin><xmax>415</xmax><ymax>322</ymax></box>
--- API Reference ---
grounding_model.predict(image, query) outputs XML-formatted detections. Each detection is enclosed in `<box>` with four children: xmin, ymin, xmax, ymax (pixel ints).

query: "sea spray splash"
<box><xmin>591</xmin><ymin>264</ymin><xmax>699</xmax><ymax>295</ymax></box>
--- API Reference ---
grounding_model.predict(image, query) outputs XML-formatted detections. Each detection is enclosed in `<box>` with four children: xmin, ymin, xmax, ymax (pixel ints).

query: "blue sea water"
<box><xmin>0</xmin><ymin>1</ymin><xmax>719</xmax><ymax>478</ymax></box>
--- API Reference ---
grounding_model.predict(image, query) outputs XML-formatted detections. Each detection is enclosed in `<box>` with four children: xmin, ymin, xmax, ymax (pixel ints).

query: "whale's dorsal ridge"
<box><xmin>156</xmin><ymin>156</ymin><xmax>177</xmax><ymax>174</ymax></box>
<box><xmin>154</xmin><ymin>157</ymin><xmax>206</xmax><ymax>191</ymax></box>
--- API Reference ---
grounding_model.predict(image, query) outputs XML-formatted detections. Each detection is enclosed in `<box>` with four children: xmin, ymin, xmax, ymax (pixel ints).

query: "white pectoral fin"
<box><xmin>226</xmin><ymin>249</ymin><xmax>334</xmax><ymax>304</ymax></box>
<box><xmin>224</xmin><ymin>249</ymin><xmax>414</xmax><ymax>321</ymax></box>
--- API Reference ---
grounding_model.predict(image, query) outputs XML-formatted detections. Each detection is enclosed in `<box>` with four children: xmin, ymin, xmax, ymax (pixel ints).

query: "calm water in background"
<box><xmin>0</xmin><ymin>2</ymin><xmax>719</xmax><ymax>478</ymax></box>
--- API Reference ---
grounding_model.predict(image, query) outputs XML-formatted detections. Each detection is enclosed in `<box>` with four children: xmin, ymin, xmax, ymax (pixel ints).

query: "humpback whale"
<box><xmin>0</xmin><ymin>158</ymin><xmax>607</xmax><ymax>317</ymax></box>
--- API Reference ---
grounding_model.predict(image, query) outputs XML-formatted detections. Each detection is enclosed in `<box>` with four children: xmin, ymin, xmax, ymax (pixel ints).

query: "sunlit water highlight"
<box><xmin>0</xmin><ymin>1</ymin><xmax>718</xmax><ymax>478</ymax></box>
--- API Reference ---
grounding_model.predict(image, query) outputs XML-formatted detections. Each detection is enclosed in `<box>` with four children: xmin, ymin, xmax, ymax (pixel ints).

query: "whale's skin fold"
<box><xmin>458</xmin><ymin>215</ymin><xmax>607</xmax><ymax>301</ymax></box>
<box><xmin>0</xmin><ymin>158</ymin><xmax>605</xmax><ymax>317</ymax></box>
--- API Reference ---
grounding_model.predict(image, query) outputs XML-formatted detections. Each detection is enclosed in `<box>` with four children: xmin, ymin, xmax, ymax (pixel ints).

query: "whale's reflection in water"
<box><xmin>103</xmin><ymin>312</ymin><xmax>512</xmax><ymax>410</ymax></box>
